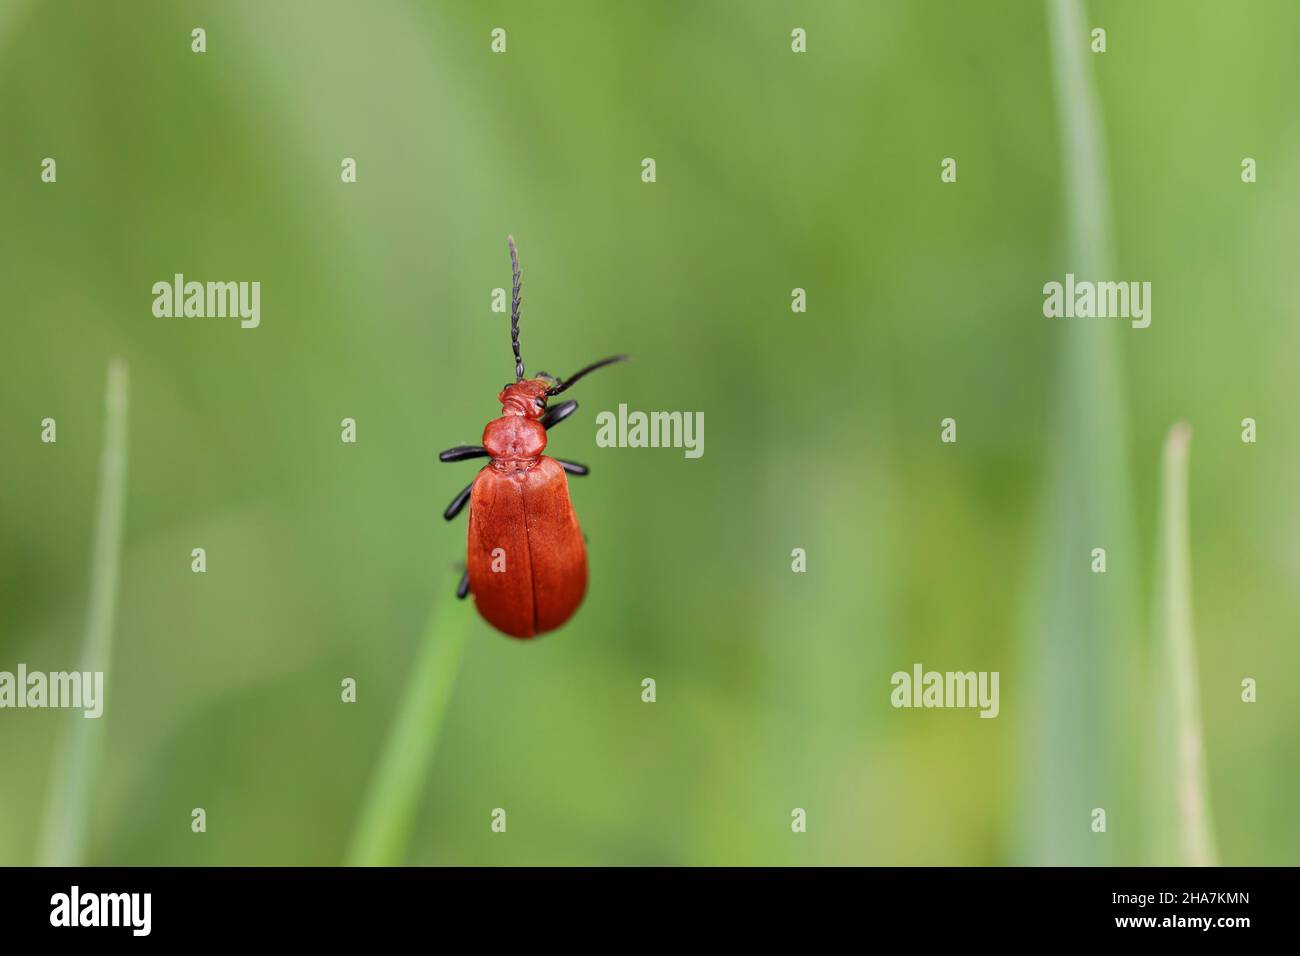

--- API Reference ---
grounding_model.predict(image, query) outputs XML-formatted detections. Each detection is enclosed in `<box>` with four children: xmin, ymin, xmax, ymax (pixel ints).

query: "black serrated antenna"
<box><xmin>508</xmin><ymin>235</ymin><xmax>524</xmax><ymax>381</ymax></box>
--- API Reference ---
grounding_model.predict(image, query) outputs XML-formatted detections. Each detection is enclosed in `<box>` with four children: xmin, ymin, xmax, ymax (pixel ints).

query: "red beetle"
<box><xmin>439</xmin><ymin>236</ymin><xmax>625</xmax><ymax>638</ymax></box>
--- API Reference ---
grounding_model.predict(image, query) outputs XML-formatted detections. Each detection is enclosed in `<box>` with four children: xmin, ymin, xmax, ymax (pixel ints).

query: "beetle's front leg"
<box><xmin>540</xmin><ymin>400</ymin><xmax>578</xmax><ymax>430</ymax></box>
<box><xmin>440</xmin><ymin>444</ymin><xmax>488</xmax><ymax>462</ymax></box>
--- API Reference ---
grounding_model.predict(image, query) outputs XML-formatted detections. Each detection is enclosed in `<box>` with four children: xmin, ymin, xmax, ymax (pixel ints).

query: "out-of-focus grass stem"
<box><xmin>1019</xmin><ymin>0</ymin><xmax>1140</xmax><ymax>864</ymax></box>
<box><xmin>37</xmin><ymin>358</ymin><xmax>129</xmax><ymax>866</ymax></box>
<box><xmin>1150</xmin><ymin>425</ymin><xmax>1218</xmax><ymax>866</ymax></box>
<box><xmin>345</xmin><ymin>575</ymin><xmax>471</xmax><ymax>866</ymax></box>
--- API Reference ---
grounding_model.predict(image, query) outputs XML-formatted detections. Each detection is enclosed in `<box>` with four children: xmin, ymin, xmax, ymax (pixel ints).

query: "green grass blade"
<box><xmin>1147</xmin><ymin>424</ymin><xmax>1218</xmax><ymax>866</ymax></box>
<box><xmin>345</xmin><ymin>575</ymin><xmax>472</xmax><ymax>866</ymax></box>
<box><xmin>1016</xmin><ymin>0</ymin><xmax>1141</xmax><ymax>864</ymax></box>
<box><xmin>36</xmin><ymin>358</ymin><xmax>129</xmax><ymax>866</ymax></box>
<box><xmin>1046</xmin><ymin>0</ymin><xmax>1111</xmax><ymax>275</ymax></box>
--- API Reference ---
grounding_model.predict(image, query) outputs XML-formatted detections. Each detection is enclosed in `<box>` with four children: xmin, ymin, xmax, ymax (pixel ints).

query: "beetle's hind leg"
<box><xmin>456</xmin><ymin>568</ymin><xmax>470</xmax><ymax>600</ymax></box>
<box><xmin>555</xmin><ymin>459</ymin><xmax>589</xmax><ymax>476</ymax></box>
<box><xmin>444</xmin><ymin>480</ymin><xmax>473</xmax><ymax>520</ymax></box>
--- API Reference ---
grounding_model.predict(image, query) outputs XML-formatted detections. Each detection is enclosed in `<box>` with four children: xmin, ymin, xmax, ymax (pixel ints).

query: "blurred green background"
<box><xmin>1</xmin><ymin>0</ymin><xmax>1297</xmax><ymax>866</ymax></box>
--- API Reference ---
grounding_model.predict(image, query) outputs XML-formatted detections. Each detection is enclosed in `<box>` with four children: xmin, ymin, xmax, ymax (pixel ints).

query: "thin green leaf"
<box><xmin>345</xmin><ymin>575</ymin><xmax>472</xmax><ymax>866</ymax></box>
<box><xmin>1147</xmin><ymin>424</ymin><xmax>1218</xmax><ymax>866</ymax></box>
<box><xmin>1017</xmin><ymin>0</ymin><xmax>1141</xmax><ymax>864</ymax></box>
<box><xmin>37</xmin><ymin>358</ymin><xmax>129</xmax><ymax>866</ymax></box>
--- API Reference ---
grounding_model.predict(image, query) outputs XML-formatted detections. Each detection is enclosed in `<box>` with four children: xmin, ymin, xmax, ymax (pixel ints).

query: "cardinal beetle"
<box><xmin>439</xmin><ymin>236</ymin><xmax>626</xmax><ymax>639</ymax></box>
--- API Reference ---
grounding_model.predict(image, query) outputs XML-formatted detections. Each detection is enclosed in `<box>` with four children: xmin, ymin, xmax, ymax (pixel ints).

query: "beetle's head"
<box><xmin>498</xmin><ymin>379</ymin><xmax>549</xmax><ymax>419</ymax></box>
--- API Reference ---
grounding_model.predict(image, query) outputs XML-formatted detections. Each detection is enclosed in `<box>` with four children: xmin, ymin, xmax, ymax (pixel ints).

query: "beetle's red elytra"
<box><xmin>439</xmin><ymin>236</ymin><xmax>626</xmax><ymax>639</ymax></box>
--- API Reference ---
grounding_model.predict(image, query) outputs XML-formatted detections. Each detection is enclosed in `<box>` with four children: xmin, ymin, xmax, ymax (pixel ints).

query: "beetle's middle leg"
<box><xmin>555</xmin><ymin>459</ymin><xmax>589</xmax><ymax>476</ymax></box>
<box><xmin>443</xmin><ymin>481</ymin><xmax>473</xmax><ymax>520</ymax></box>
<box><xmin>456</xmin><ymin>568</ymin><xmax>470</xmax><ymax>599</ymax></box>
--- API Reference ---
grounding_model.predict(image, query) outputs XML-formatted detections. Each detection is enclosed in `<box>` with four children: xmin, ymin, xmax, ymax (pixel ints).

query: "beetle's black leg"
<box><xmin>440</xmin><ymin>445</ymin><xmax>488</xmax><ymax>462</ymax></box>
<box><xmin>456</xmin><ymin>569</ymin><xmax>470</xmax><ymax>599</ymax></box>
<box><xmin>555</xmin><ymin>459</ymin><xmax>589</xmax><ymax>476</ymax></box>
<box><xmin>443</xmin><ymin>481</ymin><xmax>473</xmax><ymax>520</ymax></box>
<box><xmin>540</xmin><ymin>400</ymin><xmax>578</xmax><ymax>430</ymax></box>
